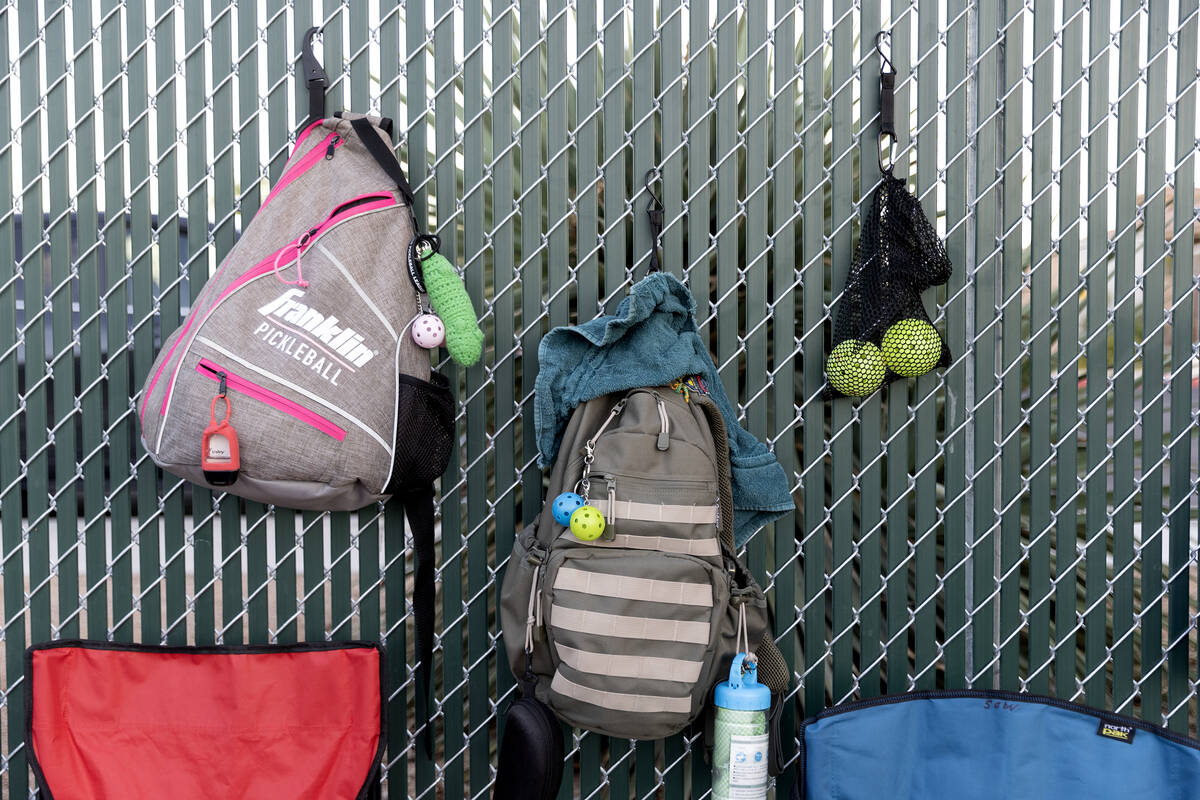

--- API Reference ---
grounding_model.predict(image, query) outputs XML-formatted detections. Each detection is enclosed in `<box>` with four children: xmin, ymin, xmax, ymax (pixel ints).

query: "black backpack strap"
<box><xmin>349</xmin><ymin>116</ymin><xmax>417</xmax><ymax>211</ymax></box>
<box><xmin>300</xmin><ymin>27</ymin><xmax>328</xmax><ymax>127</ymax></box>
<box><xmin>400</xmin><ymin>482</ymin><xmax>438</xmax><ymax>758</ymax></box>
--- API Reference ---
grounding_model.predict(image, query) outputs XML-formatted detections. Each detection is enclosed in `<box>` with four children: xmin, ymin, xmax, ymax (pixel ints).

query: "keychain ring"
<box><xmin>211</xmin><ymin>393</ymin><xmax>231</xmax><ymax>424</ymax></box>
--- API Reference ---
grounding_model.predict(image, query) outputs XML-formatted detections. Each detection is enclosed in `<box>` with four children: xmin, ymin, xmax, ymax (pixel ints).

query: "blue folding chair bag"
<box><xmin>799</xmin><ymin>690</ymin><xmax>1200</xmax><ymax>799</ymax></box>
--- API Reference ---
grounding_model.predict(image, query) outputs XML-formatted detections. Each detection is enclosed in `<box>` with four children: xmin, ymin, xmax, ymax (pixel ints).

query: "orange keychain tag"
<box><xmin>201</xmin><ymin>393</ymin><xmax>240</xmax><ymax>486</ymax></box>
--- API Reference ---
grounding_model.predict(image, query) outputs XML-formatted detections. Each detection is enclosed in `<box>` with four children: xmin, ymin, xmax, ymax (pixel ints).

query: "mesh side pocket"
<box><xmin>385</xmin><ymin>372</ymin><xmax>455</xmax><ymax>493</ymax></box>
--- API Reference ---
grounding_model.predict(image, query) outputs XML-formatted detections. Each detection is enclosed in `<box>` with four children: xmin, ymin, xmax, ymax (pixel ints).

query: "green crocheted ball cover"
<box><xmin>420</xmin><ymin>252</ymin><xmax>483</xmax><ymax>366</ymax></box>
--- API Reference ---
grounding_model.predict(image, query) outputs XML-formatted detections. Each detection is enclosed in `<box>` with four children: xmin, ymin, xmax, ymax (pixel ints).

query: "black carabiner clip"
<box><xmin>876</xmin><ymin>31</ymin><xmax>897</xmax><ymax>175</ymax></box>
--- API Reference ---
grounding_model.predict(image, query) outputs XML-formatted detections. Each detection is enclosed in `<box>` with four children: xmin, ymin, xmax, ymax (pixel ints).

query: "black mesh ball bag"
<box><xmin>825</xmin><ymin>173</ymin><xmax>952</xmax><ymax>398</ymax></box>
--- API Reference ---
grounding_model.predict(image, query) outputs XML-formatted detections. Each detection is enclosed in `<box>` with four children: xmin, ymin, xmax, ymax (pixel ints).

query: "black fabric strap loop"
<box><xmin>400</xmin><ymin>482</ymin><xmax>438</xmax><ymax>758</ymax></box>
<box><xmin>301</xmin><ymin>27</ymin><xmax>328</xmax><ymax>127</ymax></box>
<box><xmin>644</xmin><ymin>170</ymin><xmax>664</xmax><ymax>274</ymax></box>
<box><xmin>350</xmin><ymin>116</ymin><xmax>417</xmax><ymax>212</ymax></box>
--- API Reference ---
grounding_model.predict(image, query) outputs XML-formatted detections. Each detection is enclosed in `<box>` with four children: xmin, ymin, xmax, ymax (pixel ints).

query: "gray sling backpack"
<box><xmin>137</xmin><ymin>31</ymin><xmax>454</xmax><ymax>751</ymax></box>
<box><xmin>500</xmin><ymin>384</ymin><xmax>790</xmax><ymax>741</ymax></box>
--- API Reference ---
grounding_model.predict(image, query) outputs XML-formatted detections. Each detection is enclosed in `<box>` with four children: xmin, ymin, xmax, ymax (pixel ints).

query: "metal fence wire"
<box><xmin>1</xmin><ymin>0</ymin><xmax>1198</xmax><ymax>797</ymax></box>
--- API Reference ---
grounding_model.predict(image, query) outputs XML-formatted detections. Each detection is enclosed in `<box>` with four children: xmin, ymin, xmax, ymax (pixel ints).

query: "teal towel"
<box><xmin>535</xmin><ymin>273</ymin><xmax>795</xmax><ymax>545</ymax></box>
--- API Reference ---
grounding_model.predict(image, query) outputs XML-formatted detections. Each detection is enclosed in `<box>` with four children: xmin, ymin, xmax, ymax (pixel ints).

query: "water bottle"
<box><xmin>712</xmin><ymin>652</ymin><xmax>771</xmax><ymax>800</ymax></box>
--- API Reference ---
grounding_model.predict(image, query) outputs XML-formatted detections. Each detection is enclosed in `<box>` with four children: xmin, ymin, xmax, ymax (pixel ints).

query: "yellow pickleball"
<box><xmin>569</xmin><ymin>505</ymin><xmax>606</xmax><ymax>541</ymax></box>
<box><xmin>826</xmin><ymin>339</ymin><xmax>886</xmax><ymax>396</ymax></box>
<box><xmin>882</xmin><ymin>318</ymin><xmax>942</xmax><ymax>377</ymax></box>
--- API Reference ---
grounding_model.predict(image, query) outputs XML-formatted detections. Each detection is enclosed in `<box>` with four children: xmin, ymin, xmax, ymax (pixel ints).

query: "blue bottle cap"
<box><xmin>713</xmin><ymin>653</ymin><xmax>771</xmax><ymax>711</ymax></box>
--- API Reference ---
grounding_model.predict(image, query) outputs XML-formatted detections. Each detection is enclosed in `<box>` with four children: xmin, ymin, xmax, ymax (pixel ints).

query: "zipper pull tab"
<box><xmin>199</xmin><ymin>363</ymin><xmax>228</xmax><ymax>397</ymax></box>
<box><xmin>654</xmin><ymin>392</ymin><xmax>670</xmax><ymax>450</ymax></box>
<box><xmin>325</xmin><ymin>134</ymin><xmax>340</xmax><ymax>160</ymax></box>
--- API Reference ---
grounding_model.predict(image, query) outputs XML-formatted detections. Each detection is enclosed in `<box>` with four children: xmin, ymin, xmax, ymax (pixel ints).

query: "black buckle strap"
<box><xmin>875</xmin><ymin>31</ymin><xmax>897</xmax><ymax>175</ymax></box>
<box><xmin>349</xmin><ymin>116</ymin><xmax>418</xmax><ymax>213</ymax></box>
<box><xmin>400</xmin><ymin>483</ymin><xmax>438</xmax><ymax>758</ymax></box>
<box><xmin>301</xmin><ymin>27</ymin><xmax>329</xmax><ymax>127</ymax></box>
<box><xmin>644</xmin><ymin>169</ymin><xmax>664</xmax><ymax>274</ymax></box>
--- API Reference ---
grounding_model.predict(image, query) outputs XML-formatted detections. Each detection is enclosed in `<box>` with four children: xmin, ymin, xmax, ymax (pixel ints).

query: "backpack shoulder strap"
<box><xmin>349</xmin><ymin>116</ymin><xmax>417</xmax><ymax>211</ymax></box>
<box><xmin>690</xmin><ymin>393</ymin><xmax>735</xmax><ymax>553</ymax></box>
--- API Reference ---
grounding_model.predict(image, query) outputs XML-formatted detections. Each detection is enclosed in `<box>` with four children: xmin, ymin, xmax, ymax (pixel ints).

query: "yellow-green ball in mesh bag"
<box><xmin>826</xmin><ymin>339</ymin><xmax>886</xmax><ymax>396</ymax></box>
<box><xmin>882</xmin><ymin>319</ymin><xmax>942</xmax><ymax>377</ymax></box>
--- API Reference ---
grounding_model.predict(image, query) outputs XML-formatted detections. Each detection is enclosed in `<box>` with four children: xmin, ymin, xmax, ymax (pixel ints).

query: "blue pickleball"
<box><xmin>552</xmin><ymin>492</ymin><xmax>585</xmax><ymax>526</ymax></box>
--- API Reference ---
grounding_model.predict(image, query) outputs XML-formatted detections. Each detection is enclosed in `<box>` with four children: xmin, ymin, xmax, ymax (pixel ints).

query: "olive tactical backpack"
<box><xmin>500</xmin><ymin>384</ymin><xmax>790</xmax><ymax>742</ymax></box>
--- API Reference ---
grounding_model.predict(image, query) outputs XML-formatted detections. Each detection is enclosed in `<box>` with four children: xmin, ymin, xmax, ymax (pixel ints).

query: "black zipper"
<box><xmin>197</xmin><ymin>361</ymin><xmax>227</xmax><ymax>396</ymax></box>
<box><xmin>324</xmin><ymin>134</ymin><xmax>340</xmax><ymax>159</ymax></box>
<box><xmin>329</xmin><ymin>193</ymin><xmax>388</xmax><ymax>218</ymax></box>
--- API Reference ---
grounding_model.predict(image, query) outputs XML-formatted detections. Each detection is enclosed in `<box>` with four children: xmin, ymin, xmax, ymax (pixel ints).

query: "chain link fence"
<box><xmin>1</xmin><ymin>0</ymin><xmax>1198</xmax><ymax>797</ymax></box>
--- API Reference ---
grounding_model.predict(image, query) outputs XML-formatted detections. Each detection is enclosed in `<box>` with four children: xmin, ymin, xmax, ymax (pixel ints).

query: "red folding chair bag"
<box><xmin>25</xmin><ymin>640</ymin><xmax>384</xmax><ymax>799</ymax></box>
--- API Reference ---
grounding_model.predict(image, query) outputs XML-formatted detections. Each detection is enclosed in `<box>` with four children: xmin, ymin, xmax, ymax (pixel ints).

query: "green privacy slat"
<box><xmin>1139</xmin><ymin>0</ymin><xmax>1170</xmax><ymax>725</ymax></box>
<box><xmin>575</xmin><ymin>0</ymin><xmax>601</xmax><ymax>320</ymax></box>
<box><xmin>799</xmin><ymin>0</ymin><xmax>827</xmax><ymax>714</ymax></box>
<box><xmin>827</xmin><ymin>0</ymin><xmax>854</xmax><ymax>704</ymax></box>
<box><xmin>431</xmin><ymin>1</ymin><xmax>465</xmax><ymax>795</ymax></box>
<box><xmin>374</xmin><ymin>26</ymin><xmax>402</xmax><ymax>791</ymax></box>
<box><xmin>1168</xmin><ymin>0</ymin><xmax>1198</xmax><ymax>735</ymax></box>
<box><xmin>221</xmin><ymin>502</ymin><xmax>244</xmax><ymax>643</ymax></box>
<box><xmin>971</xmin><ymin>0</ymin><xmax>1002</xmax><ymax>689</ymax></box>
<box><xmin>330</xmin><ymin>512</ymin><xmax>352</xmax><ymax>640</ymax></box>
<box><xmin>489</xmin><ymin>4</ymin><xmax>518</xmax><ymax>772</ymax></box>
<box><xmin>1110</xmin><ymin>0</ymin><xmax>1140</xmax><ymax>715</ymax></box>
<box><xmin>0</xmin><ymin>2</ymin><xmax>24</xmax><ymax>793</ymax></box>
<box><xmin>1026</xmin><ymin>0</ymin><xmax>1054</xmax><ymax>697</ymax></box>
<box><xmin>856</xmin><ymin>0</ymin><xmax>884</xmax><ymax>701</ymax></box>
<box><xmin>405</xmin><ymin>6</ymin><xmax>435</xmax><ymax>789</ymax></box>
<box><xmin>713</xmin><ymin>0</ymin><xmax>737</xmax><ymax>408</ymax></box>
<box><xmin>183</xmin><ymin>0</ymin><xmax>229</xmax><ymax>647</ymax></box>
<box><xmin>460</xmin><ymin>0</ymin><xmax>491</xmax><ymax>796</ymax></box>
<box><xmin>885</xmin><ymin>1</ymin><xmax>913</xmax><ymax>696</ymax></box>
<box><xmin>941</xmin><ymin>0</ymin><xmax>970</xmax><ymax>692</ymax></box>
<box><xmin>601</xmin><ymin>7</ymin><xmax>631</xmax><ymax>792</ymax></box>
<box><xmin>73</xmin><ymin>1</ymin><xmax>104</xmax><ymax>643</ymax></box>
<box><xmin>631</xmin><ymin>0</ymin><xmax>655</xmax><ymax>284</ymax></box>
<box><xmin>245</xmin><ymin>506</ymin><xmax>270</xmax><ymax>642</ymax></box>
<box><xmin>575</xmin><ymin>3</ymin><xmax>603</xmax><ymax>790</ymax></box>
<box><xmin>383</xmin><ymin>501</ymin><xmax>410</xmax><ymax>798</ymax></box>
<box><xmin>601</xmin><ymin>0</ymin><xmax>628</xmax><ymax>310</ymax></box>
<box><xmin>518</xmin><ymin>0</ymin><xmax>542</xmax><ymax>535</ymax></box>
<box><xmin>743</xmin><ymin>0</ymin><xmax>769</xmax><ymax>592</ymax></box>
<box><xmin>912</xmin><ymin>0</ymin><xmax>941</xmax><ymax>695</ymax></box>
<box><xmin>45</xmin><ymin>6</ymin><xmax>77</xmax><ymax>645</ymax></box>
<box><xmin>213</xmin><ymin>4</ymin><xmax>254</xmax><ymax>646</ymax></box>
<box><xmin>1054</xmin><ymin>0</ymin><xmax>1085</xmax><ymax>702</ymax></box>
<box><xmin>19</xmin><ymin>0</ymin><xmax>51</xmax><ymax>664</ymax></box>
<box><xmin>997</xmin><ymin>0</ymin><xmax>1024</xmax><ymax>690</ymax></box>
<box><xmin>151</xmin><ymin>0</ymin><xmax>189</xmax><ymax>649</ymax></box>
<box><xmin>125</xmin><ymin>0</ymin><xmax>160</xmax><ymax>647</ymax></box>
<box><xmin>1084</xmin><ymin>0</ymin><xmax>1111</xmax><ymax>710</ymax></box>
<box><xmin>659</xmin><ymin>0</ymin><xmax>683</xmax><ymax>285</ymax></box>
<box><xmin>686</xmin><ymin>0</ymin><xmax>713</xmax><ymax>310</ymax></box>
<box><xmin>771</xmin><ymin>1</ymin><xmax>800</xmax><ymax>780</ymax></box>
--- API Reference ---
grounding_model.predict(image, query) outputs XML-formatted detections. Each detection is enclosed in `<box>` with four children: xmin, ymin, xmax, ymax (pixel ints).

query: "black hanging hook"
<box><xmin>644</xmin><ymin>169</ymin><xmax>664</xmax><ymax>273</ymax></box>
<box><xmin>875</xmin><ymin>31</ymin><xmax>897</xmax><ymax>175</ymax></box>
<box><xmin>874</xmin><ymin>30</ymin><xmax>896</xmax><ymax>76</ymax></box>
<box><xmin>301</xmin><ymin>26</ymin><xmax>329</xmax><ymax>125</ymax></box>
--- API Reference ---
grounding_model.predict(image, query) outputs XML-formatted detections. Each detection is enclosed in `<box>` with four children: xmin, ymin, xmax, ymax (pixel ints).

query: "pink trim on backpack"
<box><xmin>140</xmin><ymin>127</ymin><xmax>341</xmax><ymax>425</ymax></box>
<box><xmin>196</xmin><ymin>359</ymin><xmax>347</xmax><ymax>441</ymax></box>
<box><xmin>260</xmin><ymin>131</ymin><xmax>345</xmax><ymax>212</ymax></box>
<box><xmin>294</xmin><ymin>118</ymin><xmax>326</xmax><ymax>151</ymax></box>
<box><xmin>153</xmin><ymin>196</ymin><xmax>402</xmax><ymax>422</ymax></box>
